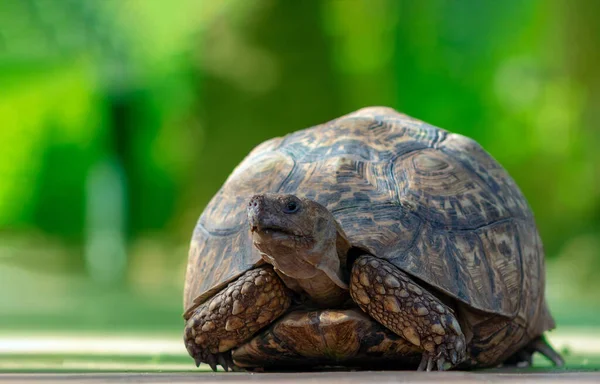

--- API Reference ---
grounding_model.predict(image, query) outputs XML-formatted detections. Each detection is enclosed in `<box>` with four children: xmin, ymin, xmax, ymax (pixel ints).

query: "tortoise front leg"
<box><xmin>184</xmin><ymin>266</ymin><xmax>292</xmax><ymax>371</ymax></box>
<box><xmin>350</xmin><ymin>255</ymin><xmax>467</xmax><ymax>371</ymax></box>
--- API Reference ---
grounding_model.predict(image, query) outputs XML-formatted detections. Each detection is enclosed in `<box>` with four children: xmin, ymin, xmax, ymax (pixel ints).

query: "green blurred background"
<box><xmin>1</xmin><ymin>0</ymin><xmax>599</xmax><ymax>346</ymax></box>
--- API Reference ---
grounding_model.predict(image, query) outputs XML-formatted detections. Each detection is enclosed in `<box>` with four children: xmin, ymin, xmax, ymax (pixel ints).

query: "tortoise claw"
<box><xmin>450</xmin><ymin>349</ymin><xmax>458</xmax><ymax>365</ymax></box>
<box><xmin>193</xmin><ymin>351</ymin><xmax>239</xmax><ymax>372</ymax></box>
<box><xmin>436</xmin><ymin>356</ymin><xmax>446</xmax><ymax>371</ymax></box>
<box><xmin>206</xmin><ymin>354</ymin><xmax>218</xmax><ymax>372</ymax></box>
<box><xmin>417</xmin><ymin>354</ymin><xmax>434</xmax><ymax>371</ymax></box>
<box><xmin>418</xmin><ymin>352</ymin><xmax>453</xmax><ymax>371</ymax></box>
<box><xmin>217</xmin><ymin>353</ymin><xmax>231</xmax><ymax>372</ymax></box>
<box><xmin>217</xmin><ymin>354</ymin><xmax>229</xmax><ymax>372</ymax></box>
<box><xmin>427</xmin><ymin>356</ymin><xmax>434</xmax><ymax>371</ymax></box>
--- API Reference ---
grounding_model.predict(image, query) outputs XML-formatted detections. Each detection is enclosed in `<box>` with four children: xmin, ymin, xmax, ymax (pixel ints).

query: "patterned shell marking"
<box><xmin>184</xmin><ymin>107</ymin><xmax>542</xmax><ymax>323</ymax></box>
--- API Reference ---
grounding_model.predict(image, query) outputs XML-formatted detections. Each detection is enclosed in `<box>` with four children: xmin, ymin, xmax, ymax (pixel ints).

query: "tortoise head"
<box><xmin>247</xmin><ymin>193</ymin><xmax>349</xmax><ymax>290</ymax></box>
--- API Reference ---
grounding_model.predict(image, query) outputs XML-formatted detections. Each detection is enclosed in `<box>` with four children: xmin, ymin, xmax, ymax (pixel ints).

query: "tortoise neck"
<box><xmin>296</xmin><ymin>269</ymin><xmax>349</xmax><ymax>307</ymax></box>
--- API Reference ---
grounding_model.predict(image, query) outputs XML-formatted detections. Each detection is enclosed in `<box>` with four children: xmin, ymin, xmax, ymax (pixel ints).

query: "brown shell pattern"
<box><xmin>184</xmin><ymin>107</ymin><xmax>543</xmax><ymax>326</ymax></box>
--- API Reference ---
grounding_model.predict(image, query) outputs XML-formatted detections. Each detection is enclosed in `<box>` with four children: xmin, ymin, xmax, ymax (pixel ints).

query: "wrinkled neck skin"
<box><xmin>267</xmin><ymin>248</ymin><xmax>349</xmax><ymax>308</ymax></box>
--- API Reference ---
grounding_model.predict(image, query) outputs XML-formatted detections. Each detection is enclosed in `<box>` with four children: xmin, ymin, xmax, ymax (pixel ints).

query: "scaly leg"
<box><xmin>504</xmin><ymin>336</ymin><xmax>564</xmax><ymax>367</ymax></box>
<box><xmin>350</xmin><ymin>255</ymin><xmax>467</xmax><ymax>371</ymax></box>
<box><xmin>184</xmin><ymin>266</ymin><xmax>291</xmax><ymax>371</ymax></box>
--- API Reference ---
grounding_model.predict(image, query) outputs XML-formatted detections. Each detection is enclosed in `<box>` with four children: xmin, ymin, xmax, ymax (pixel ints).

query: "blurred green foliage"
<box><xmin>0</xmin><ymin>0</ymin><xmax>599</xmax><ymax>333</ymax></box>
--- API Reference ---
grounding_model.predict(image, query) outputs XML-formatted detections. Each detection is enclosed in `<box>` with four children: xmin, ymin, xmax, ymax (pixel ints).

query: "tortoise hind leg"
<box><xmin>184</xmin><ymin>266</ymin><xmax>291</xmax><ymax>371</ymax></box>
<box><xmin>350</xmin><ymin>255</ymin><xmax>467</xmax><ymax>371</ymax></box>
<box><xmin>504</xmin><ymin>336</ymin><xmax>564</xmax><ymax>367</ymax></box>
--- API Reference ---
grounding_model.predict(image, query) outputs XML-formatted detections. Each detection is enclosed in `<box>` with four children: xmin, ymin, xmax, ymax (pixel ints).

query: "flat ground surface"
<box><xmin>2</xmin><ymin>372</ymin><xmax>600</xmax><ymax>384</ymax></box>
<box><xmin>1</xmin><ymin>329</ymin><xmax>598</xmax><ymax>383</ymax></box>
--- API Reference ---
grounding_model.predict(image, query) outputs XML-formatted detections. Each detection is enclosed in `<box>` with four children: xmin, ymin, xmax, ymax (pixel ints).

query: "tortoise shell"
<box><xmin>184</xmin><ymin>107</ymin><xmax>548</xmax><ymax>340</ymax></box>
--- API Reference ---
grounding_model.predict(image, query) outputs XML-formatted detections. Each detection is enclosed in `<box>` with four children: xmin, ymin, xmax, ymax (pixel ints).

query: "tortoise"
<box><xmin>183</xmin><ymin>107</ymin><xmax>563</xmax><ymax>371</ymax></box>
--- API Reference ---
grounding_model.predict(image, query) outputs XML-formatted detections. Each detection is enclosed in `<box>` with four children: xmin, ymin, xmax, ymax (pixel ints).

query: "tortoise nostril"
<box><xmin>248</xmin><ymin>195</ymin><xmax>265</xmax><ymax>212</ymax></box>
<box><xmin>248</xmin><ymin>195</ymin><xmax>266</xmax><ymax>231</ymax></box>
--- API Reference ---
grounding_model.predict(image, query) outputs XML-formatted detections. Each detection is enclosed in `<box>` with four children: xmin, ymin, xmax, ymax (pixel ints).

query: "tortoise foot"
<box><xmin>184</xmin><ymin>266</ymin><xmax>292</xmax><ymax>371</ymax></box>
<box><xmin>503</xmin><ymin>336</ymin><xmax>564</xmax><ymax>368</ymax></box>
<box><xmin>416</xmin><ymin>343</ymin><xmax>461</xmax><ymax>371</ymax></box>
<box><xmin>417</xmin><ymin>352</ymin><xmax>451</xmax><ymax>371</ymax></box>
<box><xmin>350</xmin><ymin>255</ymin><xmax>467</xmax><ymax>369</ymax></box>
<box><xmin>193</xmin><ymin>351</ymin><xmax>239</xmax><ymax>372</ymax></box>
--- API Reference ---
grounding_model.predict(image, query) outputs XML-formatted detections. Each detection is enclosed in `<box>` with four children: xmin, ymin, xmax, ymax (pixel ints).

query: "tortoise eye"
<box><xmin>283</xmin><ymin>200</ymin><xmax>300</xmax><ymax>214</ymax></box>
